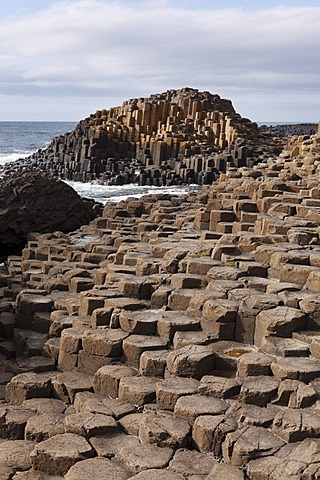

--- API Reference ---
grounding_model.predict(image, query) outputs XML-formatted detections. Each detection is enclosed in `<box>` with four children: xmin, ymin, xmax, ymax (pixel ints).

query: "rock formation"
<box><xmin>27</xmin><ymin>88</ymin><xmax>282</xmax><ymax>186</ymax></box>
<box><xmin>0</xmin><ymin>169</ymin><xmax>96</xmax><ymax>259</ymax></box>
<box><xmin>0</xmin><ymin>126</ymin><xmax>320</xmax><ymax>477</ymax></box>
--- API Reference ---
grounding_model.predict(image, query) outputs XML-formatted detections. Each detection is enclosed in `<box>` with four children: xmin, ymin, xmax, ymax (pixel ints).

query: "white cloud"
<box><xmin>0</xmin><ymin>0</ymin><xmax>319</xmax><ymax>121</ymax></box>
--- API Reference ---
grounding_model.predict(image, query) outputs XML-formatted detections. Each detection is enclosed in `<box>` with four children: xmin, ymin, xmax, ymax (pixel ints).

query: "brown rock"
<box><xmin>115</xmin><ymin>443</ymin><xmax>173</xmax><ymax>473</ymax></box>
<box><xmin>139</xmin><ymin>412</ymin><xmax>191</xmax><ymax>448</ymax></box>
<box><xmin>93</xmin><ymin>365</ymin><xmax>137</xmax><ymax>398</ymax></box>
<box><xmin>64</xmin><ymin>457</ymin><xmax>130</xmax><ymax>480</ymax></box>
<box><xmin>174</xmin><ymin>394</ymin><xmax>228</xmax><ymax>424</ymax></box>
<box><xmin>166</xmin><ymin>344</ymin><xmax>215</xmax><ymax>379</ymax></box>
<box><xmin>30</xmin><ymin>433</ymin><xmax>94</xmax><ymax>475</ymax></box>
<box><xmin>156</xmin><ymin>377</ymin><xmax>200</xmax><ymax>410</ymax></box>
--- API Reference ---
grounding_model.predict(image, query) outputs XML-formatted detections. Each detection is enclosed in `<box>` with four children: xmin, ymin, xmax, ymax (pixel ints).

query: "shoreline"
<box><xmin>0</xmin><ymin>129</ymin><xmax>320</xmax><ymax>476</ymax></box>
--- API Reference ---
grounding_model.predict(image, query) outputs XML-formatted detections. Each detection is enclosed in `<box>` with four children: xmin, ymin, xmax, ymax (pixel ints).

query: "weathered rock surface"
<box><xmin>0</xmin><ymin>118</ymin><xmax>320</xmax><ymax>478</ymax></box>
<box><xmin>0</xmin><ymin>170</ymin><xmax>95</xmax><ymax>258</ymax></box>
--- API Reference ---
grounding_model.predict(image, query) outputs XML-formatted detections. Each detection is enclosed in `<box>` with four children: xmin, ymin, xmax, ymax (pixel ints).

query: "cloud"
<box><xmin>0</xmin><ymin>0</ymin><xmax>319</xmax><ymax>121</ymax></box>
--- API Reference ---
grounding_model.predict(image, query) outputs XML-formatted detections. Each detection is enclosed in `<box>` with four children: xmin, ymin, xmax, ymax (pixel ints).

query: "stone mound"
<box><xmin>0</xmin><ymin>169</ymin><xmax>95</xmax><ymax>259</ymax></box>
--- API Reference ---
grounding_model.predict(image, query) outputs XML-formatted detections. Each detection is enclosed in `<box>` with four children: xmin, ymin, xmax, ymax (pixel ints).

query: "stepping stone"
<box><xmin>99</xmin><ymin>397</ymin><xmax>135</xmax><ymax>420</ymax></box>
<box><xmin>0</xmin><ymin>404</ymin><xmax>35</xmax><ymax>440</ymax></box>
<box><xmin>82</xmin><ymin>329</ymin><xmax>128</xmax><ymax>357</ymax></box>
<box><xmin>93</xmin><ymin>365</ymin><xmax>137</xmax><ymax>398</ymax></box>
<box><xmin>22</xmin><ymin>398</ymin><xmax>67</xmax><ymax>415</ymax></box>
<box><xmin>64</xmin><ymin>412</ymin><xmax>117</xmax><ymax>437</ymax></box>
<box><xmin>17</xmin><ymin>356</ymin><xmax>56</xmax><ymax>373</ymax></box>
<box><xmin>0</xmin><ymin>465</ymin><xmax>16</xmax><ymax>480</ymax></box>
<box><xmin>227</xmin><ymin>403</ymin><xmax>276</xmax><ymax>428</ymax></box>
<box><xmin>90</xmin><ymin>432</ymin><xmax>140</xmax><ymax>458</ymax></box>
<box><xmin>237</xmin><ymin>351</ymin><xmax>274</xmax><ymax>378</ymax></box>
<box><xmin>166</xmin><ymin>344</ymin><xmax>215</xmax><ymax>379</ymax></box>
<box><xmin>5</xmin><ymin>372</ymin><xmax>54</xmax><ymax>405</ymax></box>
<box><xmin>30</xmin><ymin>433</ymin><xmax>94</xmax><ymax>475</ymax></box>
<box><xmin>115</xmin><ymin>443</ymin><xmax>173</xmax><ymax>473</ymax></box>
<box><xmin>139</xmin><ymin>350</ymin><xmax>169</xmax><ymax>377</ymax></box>
<box><xmin>192</xmin><ymin>414</ymin><xmax>237</xmax><ymax>454</ymax></box>
<box><xmin>169</xmin><ymin>448</ymin><xmax>217</xmax><ymax>477</ymax></box>
<box><xmin>156</xmin><ymin>377</ymin><xmax>200</xmax><ymax>410</ymax></box>
<box><xmin>207</xmin><ymin>463</ymin><xmax>245</xmax><ymax>480</ymax></box>
<box><xmin>157</xmin><ymin>311</ymin><xmax>200</xmax><ymax>341</ymax></box>
<box><xmin>139</xmin><ymin>412</ymin><xmax>191</xmax><ymax>448</ymax></box>
<box><xmin>129</xmin><ymin>470</ymin><xmax>184</xmax><ymax>480</ymax></box>
<box><xmin>74</xmin><ymin>391</ymin><xmax>113</xmax><ymax>416</ymax></box>
<box><xmin>64</xmin><ymin>457</ymin><xmax>130</xmax><ymax>480</ymax></box>
<box><xmin>52</xmin><ymin>371</ymin><xmax>93</xmax><ymax>403</ymax></box>
<box><xmin>173</xmin><ymin>331</ymin><xmax>217</xmax><ymax>350</ymax></box>
<box><xmin>123</xmin><ymin>335</ymin><xmax>168</xmax><ymax>364</ymax></box>
<box><xmin>199</xmin><ymin>375</ymin><xmax>241</xmax><ymax>398</ymax></box>
<box><xmin>273</xmin><ymin>379</ymin><xmax>317</xmax><ymax>408</ymax></box>
<box><xmin>119</xmin><ymin>376</ymin><xmax>158</xmax><ymax>406</ymax></box>
<box><xmin>119</xmin><ymin>309</ymin><xmax>161</xmax><ymax>335</ymax></box>
<box><xmin>174</xmin><ymin>394</ymin><xmax>228</xmax><ymax>424</ymax></box>
<box><xmin>222</xmin><ymin>426</ymin><xmax>285</xmax><ymax>466</ymax></box>
<box><xmin>238</xmin><ymin>376</ymin><xmax>279</xmax><ymax>406</ymax></box>
<box><xmin>0</xmin><ymin>439</ymin><xmax>35</xmax><ymax>470</ymax></box>
<box><xmin>271</xmin><ymin>357</ymin><xmax>320</xmax><ymax>382</ymax></box>
<box><xmin>254</xmin><ymin>306</ymin><xmax>306</xmax><ymax>348</ymax></box>
<box><xmin>273</xmin><ymin>409</ymin><xmax>320</xmax><ymax>442</ymax></box>
<box><xmin>119</xmin><ymin>413</ymin><xmax>145</xmax><ymax>435</ymax></box>
<box><xmin>25</xmin><ymin>413</ymin><xmax>65</xmax><ymax>442</ymax></box>
<box><xmin>261</xmin><ymin>336</ymin><xmax>310</xmax><ymax>357</ymax></box>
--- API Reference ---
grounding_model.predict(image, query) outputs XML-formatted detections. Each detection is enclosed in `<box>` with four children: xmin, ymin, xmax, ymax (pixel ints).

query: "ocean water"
<box><xmin>0</xmin><ymin>121</ymin><xmax>77</xmax><ymax>165</ymax></box>
<box><xmin>0</xmin><ymin>121</ymin><xmax>199</xmax><ymax>203</ymax></box>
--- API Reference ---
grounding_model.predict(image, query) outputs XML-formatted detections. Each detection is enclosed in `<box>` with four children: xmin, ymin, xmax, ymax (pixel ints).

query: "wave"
<box><xmin>64</xmin><ymin>180</ymin><xmax>200</xmax><ymax>204</ymax></box>
<box><xmin>0</xmin><ymin>152</ymin><xmax>31</xmax><ymax>165</ymax></box>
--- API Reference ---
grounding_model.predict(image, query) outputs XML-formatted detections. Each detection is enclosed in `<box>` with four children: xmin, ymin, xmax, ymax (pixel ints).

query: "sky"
<box><xmin>0</xmin><ymin>0</ymin><xmax>319</xmax><ymax>123</ymax></box>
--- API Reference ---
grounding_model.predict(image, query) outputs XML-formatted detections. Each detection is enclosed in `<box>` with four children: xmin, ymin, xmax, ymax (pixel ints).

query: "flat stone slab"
<box><xmin>30</xmin><ymin>433</ymin><xmax>94</xmax><ymax>475</ymax></box>
<box><xmin>129</xmin><ymin>470</ymin><xmax>184</xmax><ymax>480</ymax></box>
<box><xmin>207</xmin><ymin>463</ymin><xmax>245</xmax><ymax>480</ymax></box>
<box><xmin>119</xmin><ymin>309</ymin><xmax>161</xmax><ymax>335</ymax></box>
<box><xmin>64</xmin><ymin>457</ymin><xmax>130</xmax><ymax>480</ymax></box>
<box><xmin>271</xmin><ymin>357</ymin><xmax>320</xmax><ymax>382</ymax></box>
<box><xmin>174</xmin><ymin>394</ymin><xmax>228</xmax><ymax>423</ymax></box>
<box><xmin>115</xmin><ymin>443</ymin><xmax>174</xmax><ymax>473</ymax></box>
<box><xmin>25</xmin><ymin>413</ymin><xmax>65</xmax><ymax>442</ymax></box>
<box><xmin>273</xmin><ymin>409</ymin><xmax>320</xmax><ymax>442</ymax></box>
<box><xmin>52</xmin><ymin>371</ymin><xmax>93</xmax><ymax>403</ymax></box>
<box><xmin>227</xmin><ymin>403</ymin><xmax>276</xmax><ymax>428</ymax></box>
<box><xmin>193</xmin><ymin>414</ymin><xmax>237</xmax><ymax>455</ymax></box>
<box><xmin>122</xmin><ymin>335</ymin><xmax>168</xmax><ymax>364</ymax></box>
<box><xmin>199</xmin><ymin>375</ymin><xmax>241</xmax><ymax>398</ymax></box>
<box><xmin>93</xmin><ymin>365</ymin><xmax>137</xmax><ymax>398</ymax></box>
<box><xmin>166</xmin><ymin>344</ymin><xmax>215</xmax><ymax>379</ymax></box>
<box><xmin>64</xmin><ymin>412</ymin><xmax>118</xmax><ymax>437</ymax></box>
<box><xmin>222</xmin><ymin>426</ymin><xmax>285</xmax><ymax>466</ymax></box>
<box><xmin>119</xmin><ymin>376</ymin><xmax>158</xmax><ymax>406</ymax></box>
<box><xmin>0</xmin><ymin>439</ymin><xmax>35</xmax><ymax>470</ymax></box>
<box><xmin>238</xmin><ymin>376</ymin><xmax>279</xmax><ymax>406</ymax></box>
<box><xmin>22</xmin><ymin>398</ymin><xmax>67</xmax><ymax>415</ymax></box>
<box><xmin>156</xmin><ymin>377</ymin><xmax>200</xmax><ymax>410</ymax></box>
<box><xmin>82</xmin><ymin>329</ymin><xmax>128</xmax><ymax>357</ymax></box>
<box><xmin>5</xmin><ymin>372</ymin><xmax>54</xmax><ymax>405</ymax></box>
<box><xmin>139</xmin><ymin>412</ymin><xmax>191</xmax><ymax>448</ymax></box>
<box><xmin>90</xmin><ymin>432</ymin><xmax>140</xmax><ymax>458</ymax></box>
<box><xmin>169</xmin><ymin>448</ymin><xmax>217</xmax><ymax>477</ymax></box>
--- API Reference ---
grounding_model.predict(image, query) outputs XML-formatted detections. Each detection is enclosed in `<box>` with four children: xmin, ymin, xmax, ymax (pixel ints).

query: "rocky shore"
<box><xmin>25</xmin><ymin>88</ymin><xmax>283</xmax><ymax>187</ymax></box>
<box><xmin>260</xmin><ymin>123</ymin><xmax>318</xmax><ymax>138</ymax></box>
<box><xmin>0</xmin><ymin>123</ymin><xmax>320</xmax><ymax>478</ymax></box>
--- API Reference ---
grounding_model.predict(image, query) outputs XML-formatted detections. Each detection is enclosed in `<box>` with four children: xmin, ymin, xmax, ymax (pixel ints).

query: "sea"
<box><xmin>0</xmin><ymin>121</ymin><xmax>199</xmax><ymax>204</ymax></box>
